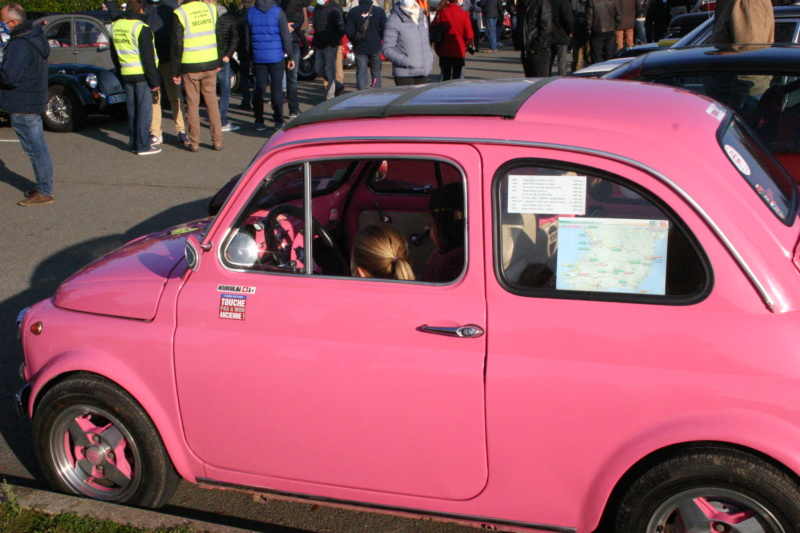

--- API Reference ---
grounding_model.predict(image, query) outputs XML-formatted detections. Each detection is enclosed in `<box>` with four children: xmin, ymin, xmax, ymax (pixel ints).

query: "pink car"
<box><xmin>16</xmin><ymin>77</ymin><xmax>800</xmax><ymax>533</ymax></box>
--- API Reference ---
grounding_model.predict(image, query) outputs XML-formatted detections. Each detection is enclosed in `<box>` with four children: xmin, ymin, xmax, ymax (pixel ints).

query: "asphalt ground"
<box><xmin>0</xmin><ymin>47</ymin><xmax>529</xmax><ymax>533</ymax></box>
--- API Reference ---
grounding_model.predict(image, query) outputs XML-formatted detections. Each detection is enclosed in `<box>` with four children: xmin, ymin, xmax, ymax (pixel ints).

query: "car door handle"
<box><xmin>419</xmin><ymin>324</ymin><xmax>485</xmax><ymax>338</ymax></box>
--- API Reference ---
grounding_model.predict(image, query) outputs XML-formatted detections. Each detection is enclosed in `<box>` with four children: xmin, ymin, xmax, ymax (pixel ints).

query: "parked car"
<box><xmin>573</xmin><ymin>5</ymin><xmax>800</xmax><ymax>77</ymax></box>
<box><xmin>604</xmin><ymin>43</ymin><xmax>800</xmax><ymax>181</ymax></box>
<box><xmin>16</xmin><ymin>77</ymin><xmax>800</xmax><ymax>533</ymax></box>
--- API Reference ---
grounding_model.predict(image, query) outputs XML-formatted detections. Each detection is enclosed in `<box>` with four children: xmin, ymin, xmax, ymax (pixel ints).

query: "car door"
<box><xmin>44</xmin><ymin>17</ymin><xmax>75</xmax><ymax>64</ymax></box>
<box><xmin>73</xmin><ymin>17</ymin><xmax>113</xmax><ymax>70</ymax></box>
<box><xmin>173</xmin><ymin>143</ymin><xmax>489</xmax><ymax>500</ymax></box>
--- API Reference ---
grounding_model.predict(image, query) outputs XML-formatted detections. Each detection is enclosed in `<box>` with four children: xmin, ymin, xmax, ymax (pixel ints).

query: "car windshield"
<box><xmin>720</xmin><ymin>118</ymin><xmax>797</xmax><ymax>224</ymax></box>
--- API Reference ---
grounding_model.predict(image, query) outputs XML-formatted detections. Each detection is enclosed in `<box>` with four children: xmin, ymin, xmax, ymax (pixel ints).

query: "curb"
<box><xmin>2</xmin><ymin>483</ymin><xmax>258</xmax><ymax>533</ymax></box>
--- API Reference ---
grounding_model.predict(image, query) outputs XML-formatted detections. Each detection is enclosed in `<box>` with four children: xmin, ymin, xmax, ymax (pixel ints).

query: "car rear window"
<box><xmin>720</xmin><ymin>118</ymin><xmax>797</xmax><ymax>224</ymax></box>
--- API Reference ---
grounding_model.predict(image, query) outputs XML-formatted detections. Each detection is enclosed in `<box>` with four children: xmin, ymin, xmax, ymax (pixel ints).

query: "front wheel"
<box><xmin>298</xmin><ymin>53</ymin><xmax>316</xmax><ymax>81</ymax></box>
<box><xmin>44</xmin><ymin>85</ymin><xmax>85</xmax><ymax>132</ymax></box>
<box><xmin>33</xmin><ymin>374</ymin><xmax>179</xmax><ymax>508</ymax></box>
<box><xmin>613</xmin><ymin>445</ymin><xmax>800</xmax><ymax>533</ymax></box>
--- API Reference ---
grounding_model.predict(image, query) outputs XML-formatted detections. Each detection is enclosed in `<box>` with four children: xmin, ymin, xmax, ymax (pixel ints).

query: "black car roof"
<box><xmin>284</xmin><ymin>78</ymin><xmax>557</xmax><ymax>130</ymax></box>
<box><xmin>609</xmin><ymin>43</ymin><xmax>800</xmax><ymax>77</ymax></box>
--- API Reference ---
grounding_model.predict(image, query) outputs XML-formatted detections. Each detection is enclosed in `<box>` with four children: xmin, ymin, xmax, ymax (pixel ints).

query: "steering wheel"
<box><xmin>262</xmin><ymin>203</ymin><xmax>348</xmax><ymax>275</ymax></box>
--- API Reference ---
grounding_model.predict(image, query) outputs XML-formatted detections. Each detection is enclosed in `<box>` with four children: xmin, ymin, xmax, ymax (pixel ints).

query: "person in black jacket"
<box><xmin>212</xmin><ymin>0</ymin><xmax>239</xmax><ymax>131</ymax></box>
<box><xmin>478</xmin><ymin>0</ymin><xmax>504</xmax><ymax>51</ymax></box>
<box><xmin>548</xmin><ymin>0</ymin><xmax>573</xmax><ymax>75</ymax></box>
<box><xmin>312</xmin><ymin>0</ymin><xmax>345</xmax><ymax>99</ymax></box>
<box><xmin>346</xmin><ymin>0</ymin><xmax>387</xmax><ymax>89</ymax></box>
<box><xmin>585</xmin><ymin>0</ymin><xmax>619</xmax><ymax>63</ymax></box>
<box><xmin>111</xmin><ymin>0</ymin><xmax>162</xmax><ymax>155</ymax></box>
<box><xmin>0</xmin><ymin>3</ymin><xmax>54</xmax><ymax>206</ymax></box>
<box><xmin>513</xmin><ymin>0</ymin><xmax>553</xmax><ymax>76</ymax></box>
<box><xmin>278</xmin><ymin>0</ymin><xmax>309</xmax><ymax>117</ymax></box>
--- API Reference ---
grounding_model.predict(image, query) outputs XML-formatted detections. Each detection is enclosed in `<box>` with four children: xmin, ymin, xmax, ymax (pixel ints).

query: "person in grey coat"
<box><xmin>382</xmin><ymin>0</ymin><xmax>434</xmax><ymax>85</ymax></box>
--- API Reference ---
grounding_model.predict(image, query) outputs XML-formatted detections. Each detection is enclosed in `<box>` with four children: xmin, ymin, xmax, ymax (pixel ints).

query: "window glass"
<box><xmin>75</xmin><ymin>20</ymin><xmax>106</xmax><ymax>46</ymax></box>
<box><xmin>720</xmin><ymin>118</ymin><xmax>797</xmax><ymax>223</ymax></box>
<box><xmin>495</xmin><ymin>164</ymin><xmax>708</xmax><ymax>301</ymax></box>
<box><xmin>222</xmin><ymin>158</ymin><xmax>466</xmax><ymax>283</ymax></box>
<box><xmin>45</xmin><ymin>21</ymin><xmax>72</xmax><ymax>47</ymax></box>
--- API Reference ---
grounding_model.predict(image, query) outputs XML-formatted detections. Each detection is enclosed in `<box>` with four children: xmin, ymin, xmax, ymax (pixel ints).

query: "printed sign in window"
<box><xmin>508</xmin><ymin>175</ymin><xmax>587</xmax><ymax>215</ymax></box>
<box><xmin>556</xmin><ymin>218</ymin><xmax>669</xmax><ymax>295</ymax></box>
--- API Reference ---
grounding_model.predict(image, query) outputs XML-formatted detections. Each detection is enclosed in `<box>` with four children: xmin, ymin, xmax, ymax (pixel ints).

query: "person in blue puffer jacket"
<box><xmin>245</xmin><ymin>0</ymin><xmax>295</xmax><ymax>131</ymax></box>
<box><xmin>382</xmin><ymin>0</ymin><xmax>434</xmax><ymax>85</ymax></box>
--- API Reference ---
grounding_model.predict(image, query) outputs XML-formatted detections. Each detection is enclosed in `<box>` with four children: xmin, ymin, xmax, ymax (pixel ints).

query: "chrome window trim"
<box><xmin>269</xmin><ymin>135</ymin><xmax>774</xmax><ymax>310</ymax></box>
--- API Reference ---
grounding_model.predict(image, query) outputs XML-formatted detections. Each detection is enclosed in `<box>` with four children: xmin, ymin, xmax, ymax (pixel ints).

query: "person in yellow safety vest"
<box><xmin>110</xmin><ymin>0</ymin><xmax>162</xmax><ymax>155</ymax></box>
<box><xmin>170</xmin><ymin>0</ymin><xmax>224</xmax><ymax>152</ymax></box>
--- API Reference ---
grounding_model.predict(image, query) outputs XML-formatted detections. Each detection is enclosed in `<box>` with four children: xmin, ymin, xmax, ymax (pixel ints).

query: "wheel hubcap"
<box><xmin>50</xmin><ymin>405</ymin><xmax>140</xmax><ymax>501</ymax></box>
<box><xmin>648</xmin><ymin>488</ymin><xmax>786</xmax><ymax>533</ymax></box>
<box><xmin>46</xmin><ymin>95</ymin><xmax>71</xmax><ymax>125</ymax></box>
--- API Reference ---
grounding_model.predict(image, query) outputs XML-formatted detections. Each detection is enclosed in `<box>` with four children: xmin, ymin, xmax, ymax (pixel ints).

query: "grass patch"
<box><xmin>0</xmin><ymin>482</ymin><xmax>194</xmax><ymax>533</ymax></box>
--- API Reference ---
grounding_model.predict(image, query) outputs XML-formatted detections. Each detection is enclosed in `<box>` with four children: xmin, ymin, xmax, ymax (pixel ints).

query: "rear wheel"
<box><xmin>44</xmin><ymin>85</ymin><xmax>85</xmax><ymax>132</ymax></box>
<box><xmin>613</xmin><ymin>445</ymin><xmax>800</xmax><ymax>533</ymax></box>
<box><xmin>33</xmin><ymin>374</ymin><xmax>179</xmax><ymax>508</ymax></box>
<box><xmin>298</xmin><ymin>53</ymin><xmax>316</xmax><ymax>81</ymax></box>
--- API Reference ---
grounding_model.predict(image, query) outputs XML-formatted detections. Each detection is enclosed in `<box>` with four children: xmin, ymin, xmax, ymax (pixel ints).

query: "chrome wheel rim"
<box><xmin>647</xmin><ymin>488</ymin><xmax>785</xmax><ymax>533</ymax></box>
<box><xmin>49</xmin><ymin>404</ymin><xmax>141</xmax><ymax>501</ymax></box>
<box><xmin>46</xmin><ymin>94</ymin><xmax>72</xmax><ymax>126</ymax></box>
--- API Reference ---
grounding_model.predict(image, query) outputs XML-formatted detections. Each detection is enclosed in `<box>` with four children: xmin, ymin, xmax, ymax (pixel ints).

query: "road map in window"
<box><xmin>556</xmin><ymin>217</ymin><xmax>669</xmax><ymax>295</ymax></box>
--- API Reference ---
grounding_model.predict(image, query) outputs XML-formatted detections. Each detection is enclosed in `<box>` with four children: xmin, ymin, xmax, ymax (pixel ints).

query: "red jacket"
<box><xmin>432</xmin><ymin>3</ymin><xmax>474</xmax><ymax>58</ymax></box>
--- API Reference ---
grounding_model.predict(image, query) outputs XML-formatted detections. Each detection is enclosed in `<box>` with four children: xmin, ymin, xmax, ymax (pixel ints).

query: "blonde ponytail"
<box><xmin>351</xmin><ymin>225</ymin><xmax>416</xmax><ymax>281</ymax></box>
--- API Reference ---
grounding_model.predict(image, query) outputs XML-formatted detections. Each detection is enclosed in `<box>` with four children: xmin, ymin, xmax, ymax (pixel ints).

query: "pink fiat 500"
<box><xmin>16</xmin><ymin>78</ymin><xmax>800</xmax><ymax>533</ymax></box>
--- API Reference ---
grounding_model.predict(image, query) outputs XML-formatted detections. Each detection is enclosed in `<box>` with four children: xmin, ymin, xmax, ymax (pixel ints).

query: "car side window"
<box><xmin>45</xmin><ymin>21</ymin><xmax>72</xmax><ymax>47</ymax></box>
<box><xmin>75</xmin><ymin>20</ymin><xmax>107</xmax><ymax>47</ymax></box>
<box><xmin>222</xmin><ymin>158</ymin><xmax>467</xmax><ymax>283</ymax></box>
<box><xmin>494</xmin><ymin>162</ymin><xmax>709</xmax><ymax>303</ymax></box>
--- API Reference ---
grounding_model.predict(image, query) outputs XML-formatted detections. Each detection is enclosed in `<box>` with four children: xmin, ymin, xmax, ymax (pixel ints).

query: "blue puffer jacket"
<box><xmin>0</xmin><ymin>21</ymin><xmax>49</xmax><ymax>115</ymax></box>
<box><xmin>382</xmin><ymin>4</ymin><xmax>434</xmax><ymax>78</ymax></box>
<box><xmin>247</xmin><ymin>0</ymin><xmax>291</xmax><ymax>64</ymax></box>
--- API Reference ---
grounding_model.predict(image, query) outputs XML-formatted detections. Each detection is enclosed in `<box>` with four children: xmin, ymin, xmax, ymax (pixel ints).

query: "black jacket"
<box><xmin>479</xmin><ymin>0</ymin><xmax>504</xmax><ymax>19</ymax></box>
<box><xmin>105</xmin><ymin>0</ymin><xmax>180</xmax><ymax>61</ymax></box>
<box><xmin>549</xmin><ymin>0</ymin><xmax>574</xmax><ymax>44</ymax></box>
<box><xmin>514</xmin><ymin>0</ymin><xmax>552</xmax><ymax>52</ymax></box>
<box><xmin>216</xmin><ymin>9</ymin><xmax>239</xmax><ymax>61</ymax></box>
<box><xmin>312</xmin><ymin>0</ymin><xmax>345</xmax><ymax>49</ymax></box>
<box><xmin>345</xmin><ymin>0</ymin><xmax>387</xmax><ymax>55</ymax></box>
<box><xmin>0</xmin><ymin>21</ymin><xmax>49</xmax><ymax>114</ymax></box>
<box><xmin>111</xmin><ymin>12</ymin><xmax>161</xmax><ymax>87</ymax></box>
<box><xmin>585</xmin><ymin>0</ymin><xmax>620</xmax><ymax>33</ymax></box>
<box><xmin>171</xmin><ymin>0</ymin><xmax>220</xmax><ymax>75</ymax></box>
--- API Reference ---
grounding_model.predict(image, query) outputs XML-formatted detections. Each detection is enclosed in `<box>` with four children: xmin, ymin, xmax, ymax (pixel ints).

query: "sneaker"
<box><xmin>221</xmin><ymin>123</ymin><xmax>240</xmax><ymax>132</ymax></box>
<box><xmin>188</xmin><ymin>144</ymin><xmax>200</xmax><ymax>152</ymax></box>
<box><xmin>177</xmin><ymin>131</ymin><xmax>190</xmax><ymax>146</ymax></box>
<box><xmin>149</xmin><ymin>135</ymin><xmax>162</xmax><ymax>146</ymax></box>
<box><xmin>24</xmin><ymin>188</ymin><xmax>38</xmax><ymax>198</ymax></box>
<box><xmin>213</xmin><ymin>143</ymin><xmax>224</xmax><ymax>151</ymax></box>
<box><xmin>274</xmin><ymin>122</ymin><xmax>285</xmax><ymax>131</ymax></box>
<box><xmin>255</xmin><ymin>122</ymin><xmax>268</xmax><ymax>132</ymax></box>
<box><xmin>18</xmin><ymin>192</ymin><xmax>54</xmax><ymax>206</ymax></box>
<box><xmin>334</xmin><ymin>82</ymin><xmax>345</xmax><ymax>97</ymax></box>
<box><xmin>287</xmin><ymin>112</ymin><xmax>299</xmax><ymax>120</ymax></box>
<box><xmin>137</xmin><ymin>146</ymin><xmax>162</xmax><ymax>155</ymax></box>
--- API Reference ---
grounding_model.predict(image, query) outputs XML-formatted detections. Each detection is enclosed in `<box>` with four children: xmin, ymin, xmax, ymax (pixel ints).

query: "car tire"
<box><xmin>613</xmin><ymin>445</ymin><xmax>800</xmax><ymax>533</ymax></box>
<box><xmin>33</xmin><ymin>373</ymin><xmax>179</xmax><ymax>508</ymax></box>
<box><xmin>44</xmin><ymin>85</ymin><xmax>85</xmax><ymax>133</ymax></box>
<box><xmin>230</xmin><ymin>60</ymin><xmax>240</xmax><ymax>93</ymax></box>
<box><xmin>298</xmin><ymin>55</ymin><xmax>316</xmax><ymax>81</ymax></box>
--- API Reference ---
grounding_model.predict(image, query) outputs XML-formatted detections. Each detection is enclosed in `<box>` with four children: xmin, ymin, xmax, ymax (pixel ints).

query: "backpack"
<box><xmin>351</xmin><ymin>8</ymin><xmax>372</xmax><ymax>44</ymax></box>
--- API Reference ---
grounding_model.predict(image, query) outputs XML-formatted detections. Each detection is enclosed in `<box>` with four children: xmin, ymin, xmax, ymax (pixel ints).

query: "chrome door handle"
<box><xmin>419</xmin><ymin>324</ymin><xmax>485</xmax><ymax>338</ymax></box>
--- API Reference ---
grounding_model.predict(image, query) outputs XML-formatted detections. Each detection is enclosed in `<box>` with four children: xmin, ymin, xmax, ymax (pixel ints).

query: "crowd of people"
<box><xmin>0</xmin><ymin>0</ymin><xmax>776</xmax><ymax>207</ymax></box>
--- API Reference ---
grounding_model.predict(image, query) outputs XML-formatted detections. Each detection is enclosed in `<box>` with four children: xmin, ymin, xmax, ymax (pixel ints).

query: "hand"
<box><xmin>222</xmin><ymin>55</ymin><xmax>229</xmax><ymax>62</ymax></box>
<box><xmin>152</xmin><ymin>86</ymin><xmax>160</xmax><ymax>91</ymax></box>
<box><xmin>173</xmin><ymin>76</ymin><xmax>182</xmax><ymax>85</ymax></box>
<box><xmin>287</xmin><ymin>59</ymin><xmax>296</xmax><ymax>70</ymax></box>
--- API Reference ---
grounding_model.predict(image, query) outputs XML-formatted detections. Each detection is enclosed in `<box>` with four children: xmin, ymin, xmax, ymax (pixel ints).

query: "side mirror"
<box><xmin>185</xmin><ymin>233</ymin><xmax>203</xmax><ymax>271</ymax></box>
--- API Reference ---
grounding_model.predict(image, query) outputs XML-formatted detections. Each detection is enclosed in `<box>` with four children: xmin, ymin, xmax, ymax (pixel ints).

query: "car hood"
<box><xmin>53</xmin><ymin>219</ymin><xmax>209</xmax><ymax>321</ymax></box>
<box><xmin>48</xmin><ymin>63</ymin><xmax>110</xmax><ymax>75</ymax></box>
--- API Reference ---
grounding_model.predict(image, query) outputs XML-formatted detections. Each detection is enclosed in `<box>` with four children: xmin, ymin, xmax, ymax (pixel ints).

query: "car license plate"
<box><xmin>108</xmin><ymin>93</ymin><xmax>126</xmax><ymax>104</ymax></box>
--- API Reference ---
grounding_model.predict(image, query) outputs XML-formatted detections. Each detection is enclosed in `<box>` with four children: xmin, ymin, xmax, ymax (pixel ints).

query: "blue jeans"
<box><xmin>634</xmin><ymin>19</ymin><xmax>646</xmax><ymax>45</ymax></box>
<box><xmin>315</xmin><ymin>46</ymin><xmax>339</xmax><ymax>99</ymax></box>
<box><xmin>11</xmin><ymin>113</ymin><xmax>53</xmax><ymax>196</ymax></box>
<box><xmin>124</xmin><ymin>81</ymin><xmax>153</xmax><ymax>152</ymax></box>
<box><xmin>484</xmin><ymin>16</ymin><xmax>498</xmax><ymax>50</ymax></box>
<box><xmin>355</xmin><ymin>52</ymin><xmax>382</xmax><ymax>90</ymax></box>
<box><xmin>239</xmin><ymin>54</ymin><xmax>252</xmax><ymax>104</ymax></box>
<box><xmin>253</xmin><ymin>61</ymin><xmax>285</xmax><ymax>125</ymax></box>
<box><xmin>217</xmin><ymin>60</ymin><xmax>232</xmax><ymax>126</ymax></box>
<box><xmin>286</xmin><ymin>38</ymin><xmax>301</xmax><ymax>115</ymax></box>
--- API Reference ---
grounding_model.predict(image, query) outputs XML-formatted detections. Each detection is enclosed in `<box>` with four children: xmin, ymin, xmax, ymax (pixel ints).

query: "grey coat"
<box><xmin>382</xmin><ymin>4</ymin><xmax>434</xmax><ymax>78</ymax></box>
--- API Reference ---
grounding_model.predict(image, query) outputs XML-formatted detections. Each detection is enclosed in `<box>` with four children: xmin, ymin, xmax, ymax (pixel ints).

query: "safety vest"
<box><xmin>111</xmin><ymin>19</ymin><xmax>158</xmax><ymax>77</ymax></box>
<box><xmin>175</xmin><ymin>1</ymin><xmax>219</xmax><ymax>66</ymax></box>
